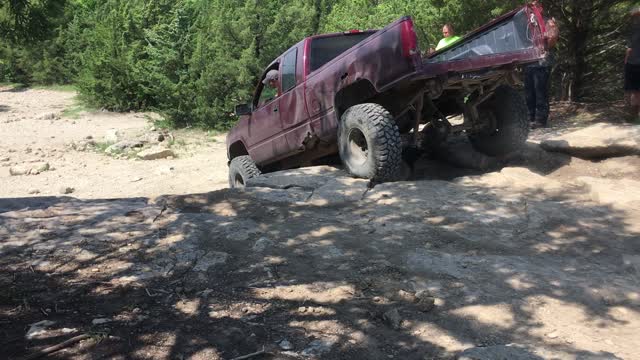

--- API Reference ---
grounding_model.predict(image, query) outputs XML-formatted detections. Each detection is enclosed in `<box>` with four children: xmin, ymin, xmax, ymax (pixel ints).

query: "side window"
<box><xmin>281</xmin><ymin>49</ymin><xmax>297</xmax><ymax>92</ymax></box>
<box><xmin>255</xmin><ymin>64</ymin><xmax>279</xmax><ymax>108</ymax></box>
<box><xmin>258</xmin><ymin>83</ymin><xmax>277</xmax><ymax>107</ymax></box>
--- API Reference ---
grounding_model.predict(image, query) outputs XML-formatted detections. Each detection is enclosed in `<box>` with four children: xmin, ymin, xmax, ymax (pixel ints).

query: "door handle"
<box><xmin>274</xmin><ymin>106</ymin><xmax>279</xmax><ymax>113</ymax></box>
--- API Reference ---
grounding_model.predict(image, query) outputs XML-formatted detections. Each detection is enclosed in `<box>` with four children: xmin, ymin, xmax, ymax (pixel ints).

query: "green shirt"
<box><xmin>436</xmin><ymin>35</ymin><xmax>461</xmax><ymax>51</ymax></box>
<box><xmin>259</xmin><ymin>86</ymin><xmax>278</xmax><ymax>106</ymax></box>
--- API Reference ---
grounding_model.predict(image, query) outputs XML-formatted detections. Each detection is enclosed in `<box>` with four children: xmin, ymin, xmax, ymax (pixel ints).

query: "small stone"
<box><xmin>9</xmin><ymin>166</ymin><xmax>29</xmax><ymax>176</ymax></box>
<box><xmin>91</xmin><ymin>318</ymin><xmax>111</xmax><ymax>325</ymax></box>
<box><xmin>546</xmin><ymin>331</ymin><xmax>559</xmax><ymax>339</ymax></box>
<box><xmin>25</xmin><ymin>147</ymin><xmax>32</xmax><ymax>154</ymax></box>
<box><xmin>279</xmin><ymin>339</ymin><xmax>294</xmax><ymax>350</ymax></box>
<box><xmin>104</xmin><ymin>129</ymin><xmax>120</xmax><ymax>143</ymax></box>
<box><xmin>36</xmin><ymin>162</ymin><xmax>50</xmax><ymax>172</ymax></box>
<box><xmin>0</xmin><ymin>157</ymin><xmax>9</xmax><ymax>162</ymax></box>
<box><xmin>106</xmin><ymin>140</ymin><xmax>143</xmax><ymax>154</ymax></box>
<box><xmin>71</xmin><ymin>140</ymin><xmax>95</xmax><ymax>152</ymax></box>
<box><xmin>415</xmin><ymin>290</ymin><xmax>436</xmax><ymax>312</ymax></box>
<box><xmin>60</xmin><ymin>187</ymin><xmax>75</xmax><ymax>194</ymax></box>
<box><xmin>383</xmin><ymin>308</ymin><xmax>403</xmax><ymax>330</ymax></box>
<box><xmin>252</xmin><ymin>237</ymin><xmax>274</xmax><ymax>252</ymax></box>
<box><xmin>302</xmin><ymin>339</ymin><xmax>333</xmax><ymax>357</ymax></box>
<box><xmin>85</xmin><ymin>135</ymin><xmax>93</xmax><ymax>140</ymax></box>
<box><xmin>131</xmin><ymin>177</ymin><xmax>143</xmax><ymax>182</ymax></box>
<box><xmin>28</xmin><ymin>189</ymin><xmax>40</xmax><ymax>195</ymax></box>
<box><xmin>137</xmin><ymin>146</ymin><xmax>175</xmax><ymax>160</ymax></box>
<box><xmin>26</xmin><ymin>320</ymin><xmax>56</xmax><ymax>339</ymax></box>
<box><xmin>397</xmin><ymin>290</ymin><xmax>417</xmax><ymax>303</ymax></box>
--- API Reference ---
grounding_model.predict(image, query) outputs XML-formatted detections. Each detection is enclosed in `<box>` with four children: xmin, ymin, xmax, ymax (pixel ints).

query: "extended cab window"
<box><xmin>281</xmin><ymin>49</ymin><xmax>297</xmax><ymax>92</ymax></box>
<box><xmin>310</xmin><ymin>33</ymin><xmax>373</xmax><ymax>72</ymax></box>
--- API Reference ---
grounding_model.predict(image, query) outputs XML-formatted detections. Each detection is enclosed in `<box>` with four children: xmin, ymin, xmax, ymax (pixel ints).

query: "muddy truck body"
<box><xmin>226</xmin><ymin>4</ymin><xmax>551</xmax><ymax>187</ymax></box>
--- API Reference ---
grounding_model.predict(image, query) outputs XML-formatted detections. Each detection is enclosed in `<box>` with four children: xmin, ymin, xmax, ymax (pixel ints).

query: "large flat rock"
<box><xmin>244</xmin><ymin>166</ymin><xmax>369</xmax><ymax>206</ymax></box>
<box><xmin>540</xmin><ymin>123</ymin><xmax>640</xmax><ymax>159</ymax></box>
<box><xmin>245</xmin><ymin>166</ymin><xmax>346</xmax><ymax>190</ymax></box>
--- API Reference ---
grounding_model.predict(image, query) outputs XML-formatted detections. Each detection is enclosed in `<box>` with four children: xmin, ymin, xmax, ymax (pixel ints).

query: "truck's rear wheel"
<box><xmin>338</xmin><ymin>103</ymin><xmax>402</xmax><ymax>181</ymax></box>
<box><xmin>469</xmin><ymin>85</ymin><xmax>529</xmax><ymax>156</ymax></box>
<box><xmin>228</xmin><ymin>155</ymin><xmax>261</xmax><ymax>188</ymax></box>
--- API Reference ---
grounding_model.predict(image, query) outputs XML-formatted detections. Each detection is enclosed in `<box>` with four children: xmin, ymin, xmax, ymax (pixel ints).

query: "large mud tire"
<box><xmin>338</xmin><ymin>103</ymin><xmax>402</xmax><ymax>181</ymax></box>
<box><xmin>469</xmin><ymin>85</ymin><xmax>529</xmax><ymax>156</ymax></box>
<box><xmin>228</xmin><ymin>155</ymin><xmax>261</xmax><ymax>188</ymax></box>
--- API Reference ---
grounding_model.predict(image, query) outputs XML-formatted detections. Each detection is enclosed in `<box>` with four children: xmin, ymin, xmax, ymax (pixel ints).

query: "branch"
<box><xmin>229</xmin><ymin>347</ymin><xmax>266</xmax><ymax>360</ymax></box>
<box><xmin>21</xmin><ymin>334</ymin><xmax>91</xmax><ymax>360</ymax></box>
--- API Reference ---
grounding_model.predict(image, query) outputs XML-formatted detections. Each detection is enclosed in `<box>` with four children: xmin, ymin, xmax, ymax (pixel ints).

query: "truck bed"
<box><xmin>419</xmin><ymin>5</ymin><xmax>545</xmax><ymax>78</ymax></box>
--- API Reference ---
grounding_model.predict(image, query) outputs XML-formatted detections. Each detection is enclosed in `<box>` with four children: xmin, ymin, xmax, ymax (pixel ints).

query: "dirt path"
<box><xmin>0</xmin><ymin>87</ymin><xmax>229</xmax><ymax>199</ymax></box>
<box><xmin>1</xmin><ymin>88</ymin><xmax>639</xmax><ymax>360</ymax></box>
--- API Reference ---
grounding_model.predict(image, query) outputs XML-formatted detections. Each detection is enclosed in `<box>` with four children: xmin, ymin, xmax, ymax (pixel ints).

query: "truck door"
<box><xmin>247</xmin><ymin>64</ymin><xmax>287</xmax><ymax>165</ymax></box>
<box><xmin>278</xmin><ymin>47</ymin><xmax>311</xmax><ymax>155</ymax></box>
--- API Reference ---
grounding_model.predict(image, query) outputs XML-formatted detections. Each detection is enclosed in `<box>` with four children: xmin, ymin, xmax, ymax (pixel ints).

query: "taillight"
<box><xmin>401</xmin><ymin>19</ymin><xmax>418</xmax><ymax>57</ymax></box>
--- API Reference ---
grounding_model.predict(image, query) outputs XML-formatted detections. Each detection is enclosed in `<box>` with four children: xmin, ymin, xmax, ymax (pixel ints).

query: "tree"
<box><xmin>540</xmin><ymin>0</ymin><xmax>630</xmax><ymax>101</ymax></box>
<box><xmin>0</xmin><ymin>0</ymin><xmax>66</xmax><ymax>41</ymax></box>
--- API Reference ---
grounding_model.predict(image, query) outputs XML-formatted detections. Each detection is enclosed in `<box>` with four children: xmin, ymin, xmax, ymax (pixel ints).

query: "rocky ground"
<box><xmin>1</xmin><ymin>88</ymin><xmax>639</xmax><ymax>360</ymax></box>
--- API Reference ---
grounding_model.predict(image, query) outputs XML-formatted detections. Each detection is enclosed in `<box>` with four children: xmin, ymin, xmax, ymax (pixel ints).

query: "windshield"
<box><xmin>309</xmin><ymin>33</ymin><xmax>374</xmax><ymax>72</ymax></box>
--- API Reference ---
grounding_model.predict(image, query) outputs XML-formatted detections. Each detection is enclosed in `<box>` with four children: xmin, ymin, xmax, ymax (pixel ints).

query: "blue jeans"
<box><xmin>525</xmin><ymin>65</ymin><xmax>550</xmax><ymax>125</ymax></box>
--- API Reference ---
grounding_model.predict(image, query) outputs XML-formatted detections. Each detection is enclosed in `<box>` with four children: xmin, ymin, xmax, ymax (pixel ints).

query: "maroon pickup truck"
<box><xmin>226</xmin><ymin>4</ymin><xmax>552</xmax><ymax>187</ymax></box>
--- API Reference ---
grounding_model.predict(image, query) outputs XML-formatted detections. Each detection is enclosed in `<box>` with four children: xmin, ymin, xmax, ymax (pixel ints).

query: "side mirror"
<box><xmin>235</xmin><ymin>103</ymin><xmax>251</xmax><ymax>116</ymax></box>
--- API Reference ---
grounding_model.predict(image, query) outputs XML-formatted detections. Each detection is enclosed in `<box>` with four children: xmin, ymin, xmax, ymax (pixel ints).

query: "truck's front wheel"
<box><xmin>228</xmin><ymin>155</ymin><xmax>261</xmax><ymax>188</ymax></box>
<box><xmin>338</xmin><ymin>103</ymin><xmax>402</xmax><ymax>181</ymax></box>
<box><xmin>469</xmin><ymin>85</ymin><xmax>529</xmax><ymax>156</ymax></box>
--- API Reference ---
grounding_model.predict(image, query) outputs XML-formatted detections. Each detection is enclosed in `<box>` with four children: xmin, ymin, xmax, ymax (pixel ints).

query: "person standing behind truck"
<box><xmin>525</xmin><ymin>1</ymin><xmax>559</xmax><ymax>129</ymax></box>
<box><xmin>435</xmin><ymin>24</ymin><xmax>462</xmax><ymax>51</ymax></box>
<box><xmin>625</xmin><ymin>6</ymin><xmax>640</xmax><ymax>123</ymax></box>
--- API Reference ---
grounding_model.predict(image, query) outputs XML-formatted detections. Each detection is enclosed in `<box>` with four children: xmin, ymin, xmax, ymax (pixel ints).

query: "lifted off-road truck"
<box><xmin>227</xmin><ymin>4</ymin><xmax>552</xmax><ymax>187</ymax></box>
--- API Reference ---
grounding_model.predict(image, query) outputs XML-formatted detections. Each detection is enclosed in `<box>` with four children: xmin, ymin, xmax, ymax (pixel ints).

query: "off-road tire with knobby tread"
<box><xmin>228</xmin><ymin>155</ymin><xmax>261</xmax><ymax>188</ymax></box>
<box><xmin>469</xmin><ymin>85</ymin><xmax>529</xmax><ymax>156</ymax></box>
<box><xmin>338</xmin><ymin>103</ymin><xmax>402</xmax><ymax>181</ymax></box>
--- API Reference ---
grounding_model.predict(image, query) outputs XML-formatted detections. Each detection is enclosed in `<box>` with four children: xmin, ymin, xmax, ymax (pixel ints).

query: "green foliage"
<box><xmin>0</xmin><ymin>0</ymin><xmax>633</xmax><ymax>128</ymax></box>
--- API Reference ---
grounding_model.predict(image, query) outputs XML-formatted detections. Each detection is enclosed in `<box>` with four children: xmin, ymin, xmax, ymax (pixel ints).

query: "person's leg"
<box><xmin>524</xmin><ymin>66</ymin><xmax>537</xmax><ymax>123</ymax></box>
<box><xmin>630</xmin><ymin>91</ymin><xmax>640</xmax><ymax>122</ymax></box>
<box><xmin>624</xmin><ymin>64</ymin><xmax>639</xmax><ymax>122</ymax></box>
<box><xmin>534</xmin><ymin>66</ymin><xmax>551</xmax><ymax>126</ymax></box>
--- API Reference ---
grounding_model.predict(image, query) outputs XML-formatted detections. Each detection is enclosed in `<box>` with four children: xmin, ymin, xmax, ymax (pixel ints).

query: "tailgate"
<box><xmin>422</xmin><ymin>5</ymin><xmax>545</xmax><ymax>76</ymax></box>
